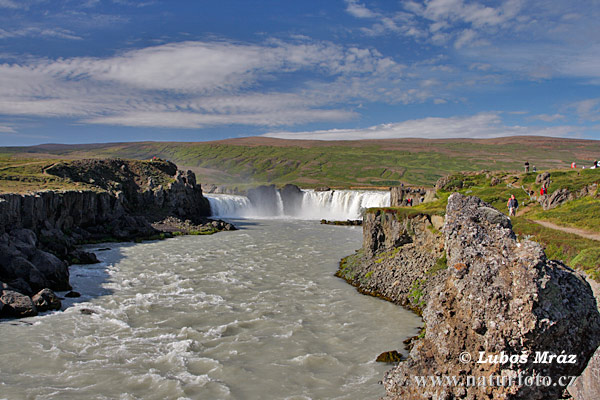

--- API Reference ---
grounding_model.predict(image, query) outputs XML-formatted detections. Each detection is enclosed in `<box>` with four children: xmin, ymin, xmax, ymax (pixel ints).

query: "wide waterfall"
<box><xmin>206</xmin><ymin>189</ymin><xmax>390</xmax><ymax>220</ymax></box>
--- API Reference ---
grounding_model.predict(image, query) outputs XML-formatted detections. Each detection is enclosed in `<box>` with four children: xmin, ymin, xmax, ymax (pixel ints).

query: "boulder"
<box><xmin>0</xmin><ymin>290</ymin><xmax>37</xmax><ymax>317</ymax></box>
<box><xmin>29</xmin><ymin>249</ymin><xmax>71</xmax><ymax>291</ymax></box>
<box><xmin>10</xmin><ymin>228</ymin><xmax>37</xmax><ymax>247</ymax></box>
<box><xmin>31</xmin><ymin>288</ymin><xmax>61</xmax><ymax>312</ymax></box>
<box><xmin>3</xmin><ymin>278</ymin><xmax>33</xmax><ymax>296</ymax></box>
<box><xmin>383</xmin><ymin>193</ymin><xmax>600</xmax><ymax>400</ymax></box>
<box><xmin>68</xmin><ymin>249</ymin><xmax>99</xmax><ymax>265</ymax></box>
<box><xmin>6</xmin><ymin>256</ymin><xmax>50</xmax><ymax>292</ymax></box>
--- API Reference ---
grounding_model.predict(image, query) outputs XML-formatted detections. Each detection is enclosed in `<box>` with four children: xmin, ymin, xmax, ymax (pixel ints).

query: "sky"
<box><xmin>0</xmin><ymin>0</ymin><xmax>599</xmax><ymax>145</ymax></box>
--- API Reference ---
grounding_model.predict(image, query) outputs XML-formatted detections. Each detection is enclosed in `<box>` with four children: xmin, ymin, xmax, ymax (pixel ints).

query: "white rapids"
<box><xmin>0</xmin><ymin>219</ymin><xmax>421</xmax><ymax>400</ymax></box>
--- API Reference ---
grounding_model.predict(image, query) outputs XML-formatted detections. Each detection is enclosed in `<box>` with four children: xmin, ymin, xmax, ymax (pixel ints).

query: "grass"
<box><xmin>369</xmin><ymin>168</ymin><xmax>600</xmax><ymax>280</ymax></box>
<box><xmin>0</xmin><ymin>156</ymin><xmax>99</xmax><ymax>193</ymax></box>
<box><xmin>3</xmin><ymin>136</ymin><xmax>600</xmax><ymax>188</ymax></box>
<box><xmin>530</xmin><ymin>197</ymin><xmax>600</xmax><ymax>232</ymax></box>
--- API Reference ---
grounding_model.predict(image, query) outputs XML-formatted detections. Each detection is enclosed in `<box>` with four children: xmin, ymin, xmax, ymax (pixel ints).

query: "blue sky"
<box><xmin>0</xmin><ymin>0</ymin><xmax>599</xmax><ymax>145</ymax></box>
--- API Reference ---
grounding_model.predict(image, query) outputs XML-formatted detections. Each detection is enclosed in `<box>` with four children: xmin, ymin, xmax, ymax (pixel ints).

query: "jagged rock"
<box><xmin>490</xmin><ymin>176</ymin><xmax>500</xmax><ymax>186</ymax></box>
<box><xmin>540</xmin><ymin>188</ymin><xmax>574</xmax><ymax>210</ymax></box>
<box><xmin>535</xmin><ymin>171</ymin><xmax>551</xmax><ymax>185</ymax></box>
<box><xmin>363</xmin><ymin>211</ymin><xmax>414</xmax><ymax>258</ymax></box>
<box><xmin>280</xmin><ymin>184</ymin><xmax>304</xmax><ymax>216</ymax></box>
<box><xmin>383</xmin><ymin>193</ymin><xmax>600</xmax><ymax>400</ymax></box>
<box><xmin>31</xmin><ymin>288</ymin><xmax>61</xmax><ymax>312</ymax></box>
<box><xmin>65</xmin><ymin>291</ymin><xmax>81</xmax><ymax>298</ymax></box>
<box><xmin>337</xmin><ymin>210</ymin><xmax>444</xmax><ymax>310</ymax></box>
<box><xmin>569</xmin><ymin>276</ymin><xmax>600</xmax><ymax>400</ymax></box>
<box><xmin>0</xmin><ymin>290</ymin><xmax>37</xmax><ymax>317</ymax></box>
<box><xmin>390</xmin><ymin>187</ymin><xmax>436</xmax><ymax>206</ymax></box>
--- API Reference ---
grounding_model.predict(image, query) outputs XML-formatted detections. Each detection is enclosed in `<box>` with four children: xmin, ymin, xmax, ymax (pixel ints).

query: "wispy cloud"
<box><xmin>0</xmin><ymin>124</ymin><xmax>16</xmax><ymax>133</ymax></box>
<box><xmin>0</xmin><ymin>27</ymin><xmax>82</xmax><ymax>40</ymax></box>
<box><xmin>528</xmin><ymin>113</ymin><xmax>565</xmax><ymax>122</ymax></box>
<box><xmin>345</xmin><ymin>1</ymin><xmax>600</xmax><ymax>82</ymax></box>
<box><xmin>567</xmin><ymin>98</ymin><xmax>600</xmax><ymax>122</ymax></box>
<box><xmin>0</xmin><ymin>0</ymin><xmax>23</xmax><ymax>9</ymax></box>
<box><xmin>263</xmin><ymin>112</ymin><xmax>581</xmax><ymax>140</ymax></box>
<box><xmin>0</xmin><ymin>40</ymin><xmax>414</xmax><ymax>129</ymax></box>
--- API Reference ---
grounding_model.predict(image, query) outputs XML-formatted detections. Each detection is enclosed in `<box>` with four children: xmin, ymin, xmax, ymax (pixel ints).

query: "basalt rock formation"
<box><xmin>336</xmin><ymin>209</ymin><xmax>445</xmax><ymax>310</ymax></box>
<box><xmin>390</xmin><ymin>187</ymin><xmax>436</xmax><ymax>207</ymax></box>
<box><xmin>1</xmin><ymin>159</ymin><xmax>230</xmax><ymax>319</ymax></box>
<box><xmin>338</xmin><ymin>193</ymin><xmax>600</xmax><ymax>399</ymax></box>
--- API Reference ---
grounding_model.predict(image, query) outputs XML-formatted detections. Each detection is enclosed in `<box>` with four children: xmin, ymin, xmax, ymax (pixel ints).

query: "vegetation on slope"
<box><xmin>390</xmin><ymin>168</ymin><xmax>600</xmax><ymax>279</ymax></box>
<box><xmin>2</xmin><ymin>136</ymin><xmax>600</xmax><ymax>188</ymax></box>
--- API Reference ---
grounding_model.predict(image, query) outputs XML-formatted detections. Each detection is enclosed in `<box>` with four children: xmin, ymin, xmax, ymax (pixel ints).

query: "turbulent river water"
<box><xmin>0</xmin><ymin>219</ymin><xmax>421</xmax><ymax>400</ymax></box>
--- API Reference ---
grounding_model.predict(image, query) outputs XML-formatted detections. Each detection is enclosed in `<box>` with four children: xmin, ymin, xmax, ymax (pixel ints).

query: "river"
<box><xmin>0</xmin><ymin>219</ymin><xmax>422</xmax><ymax>400</ymax></box>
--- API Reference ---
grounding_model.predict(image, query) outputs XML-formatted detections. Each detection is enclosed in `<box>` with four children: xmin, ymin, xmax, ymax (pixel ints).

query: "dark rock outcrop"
<box><xmin>247</xmin><ymin>184</ymin><xmax>280</xmax><ymax>216</ymax></box>
<box><xmin>280</xmin><ymin>184</ymin><xmax>304</xmax><ymax>216</ymax></box>
<box><xmin>540</xmin><ymin>188</ymin><xmax>574</xmax><ymax>210</ymax></box>
<box><xmin>381</xmin><ymin>194</ymin><xmax>600</xmax><ymax>400</ymax></box>
<box><xmin>390</xmin><ymin>187</ymin><xmax>436</xmax><ymax>206</ymax></box>
<box><xmin>336</xmin><ymin>210</ymin><xmax>445</xmax><ymax>310</ymax></box>
<box><xmin>0</xmin><ymin>159</ymin><xmax>232</xmax><ymax>319</ymax></box>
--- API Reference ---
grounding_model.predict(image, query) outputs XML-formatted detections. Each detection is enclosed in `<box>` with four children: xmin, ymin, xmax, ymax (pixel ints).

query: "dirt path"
<box><xmin>533</xmin><ymin>220</ymin><xmax>600</xmax><ymax>242</ymax></box>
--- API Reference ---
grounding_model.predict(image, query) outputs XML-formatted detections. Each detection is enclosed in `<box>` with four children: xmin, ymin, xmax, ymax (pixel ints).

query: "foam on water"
<box><xmin>0</xmin><ymin>220</ymin><xmax>421</xmax><ymax>400</ymax></box>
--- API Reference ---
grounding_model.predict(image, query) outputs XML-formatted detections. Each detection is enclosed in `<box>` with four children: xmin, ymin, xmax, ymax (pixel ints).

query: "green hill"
<box><xmin>2</xmin><ymin>136</ymin><xmax>599</xmax><ymax>188</ymax></box>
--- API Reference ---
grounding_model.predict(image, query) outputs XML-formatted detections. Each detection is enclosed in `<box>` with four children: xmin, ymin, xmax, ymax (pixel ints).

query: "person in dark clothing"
<box><xmin>507</xmin><ymin>194</ymin><xmax>518</xmax><ymax>216</ymax></box>
<box><xmin>524</xmin><ymin>161</ymin><xmax>530</xmax><ymax>173</ymax></box>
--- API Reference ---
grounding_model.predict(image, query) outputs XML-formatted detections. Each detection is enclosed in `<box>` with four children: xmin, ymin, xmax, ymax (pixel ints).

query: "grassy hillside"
<box><xmin>2</xmin><ymin>136</ymin><xmax>599</xmax><ymax>188</ymax></box>
<box><xmin>409</xmin><ymin>168</ymin><xmax>600</xmax><ymax>279</ymax></box>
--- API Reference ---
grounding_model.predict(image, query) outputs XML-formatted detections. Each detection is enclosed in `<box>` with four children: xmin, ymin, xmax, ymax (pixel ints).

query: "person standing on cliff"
<box><xmin>524</xmin><ymin>161</ymin><xmax>530</xmax><ymax>173</ymax></box>
<box><xmin>507</xmin><ymin>194</ymin><xmax>518</xmax><ymax>216</ymax></box>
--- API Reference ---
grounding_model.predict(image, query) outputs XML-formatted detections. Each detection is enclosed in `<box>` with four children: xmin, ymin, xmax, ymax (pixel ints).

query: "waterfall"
<box><xmin>206</xmin><ymin>189</ymin><xmax>390</xmax><ymax>220</ymax></box>
<box><xmin>206</xmin><ymin>194</ymin><xmax>253</xmax><ymax>217</ymax></box>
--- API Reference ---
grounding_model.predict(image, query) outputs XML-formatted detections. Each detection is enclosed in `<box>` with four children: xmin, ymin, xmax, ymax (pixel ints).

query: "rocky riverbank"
<box><xmin>1</xmin><ymin>159</ymin><xmax>234</xmax><ymax>319</ymax></box>
<box><xmin>338</xmin><ymin>193</ymin><xmax>600</xmax><ymax>399</ymax></box>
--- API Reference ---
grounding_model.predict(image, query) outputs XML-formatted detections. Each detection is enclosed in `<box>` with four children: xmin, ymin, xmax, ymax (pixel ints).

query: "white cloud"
<box><xmin>568</xmin><ymin>98</ymin><xmax>600</xmax><ymax>121</ymax></box>
<box><xmin>263</xmin><ymin>113</ymin><xmax>581</xmax><ymax>140</ymax></box>
<box><xmin>528</xmin><ymin>113</ymin><xmax>565</xmax><ymax>122</ymax></box>
<box><xmin>345</xmin><ymin>0</ymin><xmax>377</xmax><ymax>18</ymax></box>
<box><xmin>0</xmin><ymin>27</ymin><xmax>82</xmax><ymax>40</ymax></box>
<box><xmin>454</xmin><ymin>29</ymin><xmax>477</xmax><ymax>49</ymax></box>
<box><xmin>0</xmin><ymin>40</ymin><xmax>413</xmax><ymax>129</ymax></box>
<box><xmin>0</xmin><ymin>0</ymin><xmax>21</xmax><ymax>9</ymax></box>
<box><xmin>0</xmin><ymin>124</ymin><xmax>15</xmax><ymax>133</ymax></box>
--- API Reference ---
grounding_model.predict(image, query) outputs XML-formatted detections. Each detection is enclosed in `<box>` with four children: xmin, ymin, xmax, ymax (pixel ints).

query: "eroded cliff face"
<box><xmin>339</xmin><ymin>194</ymin><xmax>600</xmax><ymax>400</ymax></box>
<box><xmin>336</xmin><ymin>209</ymin><xmax>445</xmax><ymax>310</ymax></box>
<box><xmin>1</xmin><ymin>159</ymin><xmax>217</xmax><ymax>319</ymax></box>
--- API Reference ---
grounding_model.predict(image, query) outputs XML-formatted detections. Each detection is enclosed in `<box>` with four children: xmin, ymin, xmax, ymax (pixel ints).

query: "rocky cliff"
<box><xmin>339</xmin><ymin>194</ymin><xmax>600</xmax><ymax>399</ymax></box>
<box><xmin>1</xmin><ymin>159</ymin><xmax>229</xmax><ymax>319</ymax></box>
<box><xmin>336</xmin><ymin>209</ymin><xmax>445</xmax><ymax>311</ymax></box>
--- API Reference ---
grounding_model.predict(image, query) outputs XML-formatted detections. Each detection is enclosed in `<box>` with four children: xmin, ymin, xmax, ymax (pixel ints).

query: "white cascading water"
<box><xmin>206</xmin><ymin>189</ymin><xmax>390</xmax><ymax>220</ymax></box>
